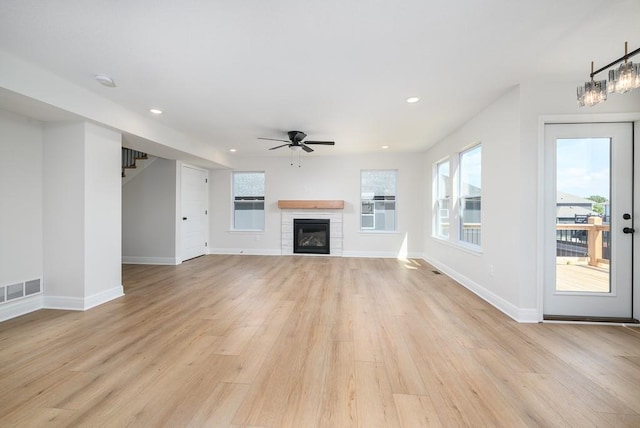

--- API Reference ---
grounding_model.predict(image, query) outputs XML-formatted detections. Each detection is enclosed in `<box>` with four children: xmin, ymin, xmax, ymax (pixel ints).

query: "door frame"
<box><xmin>542</xmin><ymin>122</ymin><xmax>633</xmax><ymax>320</ymax></box>
<box><xmin>177</xmin><ymin>162</ymin><xmax>209</xmax><ymax>263</ymax></box>
<box><xmin>537</xmin><ymin>113</ymin><xmax>640</xmax><ymax>323</ymax></box>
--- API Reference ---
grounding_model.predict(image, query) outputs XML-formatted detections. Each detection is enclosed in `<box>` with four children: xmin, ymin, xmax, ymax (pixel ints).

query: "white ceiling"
<box><xmin>0</xmin><ymin>0</ymin><xmax>638</xmax><ymax>158</ymax></box>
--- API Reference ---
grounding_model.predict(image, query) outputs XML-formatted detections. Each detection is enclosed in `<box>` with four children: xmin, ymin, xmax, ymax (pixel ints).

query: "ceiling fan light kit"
<box><xmin>577</xmin><ymin>41</ymin><xmax>640</xmax><ymax>107</ymax></box>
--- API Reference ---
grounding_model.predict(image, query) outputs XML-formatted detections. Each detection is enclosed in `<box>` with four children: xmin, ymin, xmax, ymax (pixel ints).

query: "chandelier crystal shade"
<box><xmin>577</xmin><ymin>42</ymin><xmax>640</xmax><ymax>107</ymax></box>
<box><xmin>577</xmin><ymin>62</ymin><xmax>607</xmax><ymax>107</ymax></box>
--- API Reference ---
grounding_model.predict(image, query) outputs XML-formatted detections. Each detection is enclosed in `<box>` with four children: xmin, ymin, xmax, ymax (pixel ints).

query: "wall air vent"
<box><xmin>7</xmin><ymin>283</ymin><xmax>24</xmax><ymax>301</ymax></box>
<box><xmin>25</xmin><ymin>279</ymin><xmax>41</xmax><ymax>295</ymax></box>
<box><xmin>0</xmin><ymin>278</ymin><xmax>42</xmax><ymax>305</ymax></box>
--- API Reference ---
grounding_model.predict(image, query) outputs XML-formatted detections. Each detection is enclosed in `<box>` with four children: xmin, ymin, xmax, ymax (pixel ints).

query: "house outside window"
<box><xmin>434</xmin><ymin>159</ymin><xmax>450</xmax><ymax>238</ymax></box>
<box><xmin>361</xmin><ymin>170</ymin><xmax>397</xmax><ymax>232</ymax></box>
<box><xmin>459</xmin><ymin>145</ymin><xmax>481</xmax><ymax>246</ymax></box>
<box><xmin>232</xmin><ymin>171</ymin><xmax>265</xmax><ymax>230</ymax></box>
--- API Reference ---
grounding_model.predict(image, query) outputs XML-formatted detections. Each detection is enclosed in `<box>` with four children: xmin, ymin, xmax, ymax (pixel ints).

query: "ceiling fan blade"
<box><xmin>301</xmin><ymin>143</ymin><xmax>314</xmax><ymax>153</ymax></box>
<box><xmin>269</xmin><ymin>144</ymin><xmax>290</xmax><ymax>150</ymax></box>
<box><xmin>303</xmin><ymin>141</ymin><xmax>335</xmax><ymax>145</ymax></box>
<box><xmin>258</xmin><ymin>137</ymin><xmax>289</xmax><ymax>143</ymax></box>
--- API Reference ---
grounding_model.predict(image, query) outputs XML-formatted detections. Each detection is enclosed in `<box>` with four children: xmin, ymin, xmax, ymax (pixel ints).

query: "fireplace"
<box><xmin>294</xmin><ymin>219</ymin><xmax>330</xmax><ymax>254</ymax></box>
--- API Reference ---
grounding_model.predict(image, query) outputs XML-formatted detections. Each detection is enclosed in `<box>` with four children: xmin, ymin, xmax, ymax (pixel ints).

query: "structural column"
<box><xmin>43</xmin><ymin>121</ymin><xmax>123</xmax><ymax>309</ymax></box>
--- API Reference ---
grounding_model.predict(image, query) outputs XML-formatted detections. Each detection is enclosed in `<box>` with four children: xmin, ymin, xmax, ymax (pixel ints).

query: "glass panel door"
<box><xmin>544</xmin><ymin>123</ymin><xmax>633</xmax><ymax>320</ymax></box>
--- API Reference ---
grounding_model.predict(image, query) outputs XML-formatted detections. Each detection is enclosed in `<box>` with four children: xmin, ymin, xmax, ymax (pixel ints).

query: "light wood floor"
<box><xmin>1</xmin><ymin>255</ymin><xmax>640</xmax><ymax>427</ymax></box>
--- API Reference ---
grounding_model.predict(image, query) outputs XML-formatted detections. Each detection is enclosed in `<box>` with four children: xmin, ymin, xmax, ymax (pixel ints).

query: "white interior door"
<box><xmin>181</xmin><ymin>165</ymin><xmax>208</xmax><ymax>262</ymax></box>
<box><xmin>543</xmin><ymin>123</ymin><xmax>634</xmax><ymax>320</ymax></box>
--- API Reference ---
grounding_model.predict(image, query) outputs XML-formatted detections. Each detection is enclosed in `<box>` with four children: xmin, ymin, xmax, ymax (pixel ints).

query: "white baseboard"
<box><xmin>43</xmin><ymin>295</ymin><xmax>84</xmax><ymax>311</ymax></box>
<box><xmin>122</xmin><ymin>256</ymin><xmax>180</xmax><ymax>265</ymax></box>
<box><xmin>0</xmin><ymin>294</ymin><xmax>43</xmax><ymax>322</ymax></box>
<box><xmin>423</xmin><ymin>256</ymin><xmax>539</xmax><ymax>323</ymax></box>
<box><xmin>44</xmin><ymin>285</ymin><xmax>124</xmax><ymax>311</ymax></box>
<box><xmin>517</xmin><ymin>308</ymin><xmax>540</xmax><ymax>323</ymax></box>
<box><xmin>207</xmin><ymin>249</ymin><xmax>425</xmax><ymax>259</ymax></box>
<box><xmin>208</xmin><ymin>248</ymin><xmax>281</xmax><ymax>256</ymax></box>
<box><xmin>342</xmin><ymin>251</ymin><xmax>424</xmax><ymax>259</ymax></box>
<box><xmin>84</xmin><ymin>285</ymin><xmax>124</xmax><ymax>310</ymax></box>
<box><xmin>0</xmin><ymin>286</ymin><xmax>125</xmax><ymax>322</ymax></box>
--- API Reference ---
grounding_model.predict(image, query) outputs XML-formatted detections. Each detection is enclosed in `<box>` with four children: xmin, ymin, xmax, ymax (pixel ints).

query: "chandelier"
<box><xmin>577</xmin><ymin>42</ymin><xmax>640</xmax><ymax>107</ymax></box>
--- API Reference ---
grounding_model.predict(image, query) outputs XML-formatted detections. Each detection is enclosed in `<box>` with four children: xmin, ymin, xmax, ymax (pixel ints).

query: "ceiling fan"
<box><xmin>258</xmin><ymin>130</ymin><xmax>335</xmax><ymax>152</ymax></box>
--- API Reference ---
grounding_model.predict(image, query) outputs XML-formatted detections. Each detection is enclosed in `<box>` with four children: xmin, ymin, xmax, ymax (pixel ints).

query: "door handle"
<box><xmin>623</xmin><ymin>227</ymin><xmax>634</xmax><ymax>234</ymax></box>
<box><xmin>182</xmin><ymin>217</ymin><xmax>188</xmax><ymax>221</ymax></box>
<box><xmin>623</xmin><ymin>213</ymin><xmax>632</xmax><ymax>220</ymax></box>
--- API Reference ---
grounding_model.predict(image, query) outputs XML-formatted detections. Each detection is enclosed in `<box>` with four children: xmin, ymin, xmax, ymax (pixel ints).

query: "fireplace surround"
<box><xmin>279</xmin><ymin>201</ymin><xmax>343</xmax><ymax>256</ymax></box>
<box><xmin>294</xmin><ymin>219</ymin><xmax>330</xmax><ymax>254</ymax></box>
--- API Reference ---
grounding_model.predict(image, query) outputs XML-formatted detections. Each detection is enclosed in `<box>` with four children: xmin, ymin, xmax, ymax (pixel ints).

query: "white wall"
<box><xmin>43</xmin><ymin>122</ymin><xmax>86</xmax><ymax>299</ymax></box>
<box><xmin>209</xmin><ymin>152</ymin><xmax>425</xmax><ymax>257</ymax></box>
<box><xmin>1</xmin><ymin>114</ymin><xmax>123</xmax><ymax>319</ymax></box>
<box><xmin>423</xmin><ymin>87</ymin><xmax>524</xmax><ymax>318</ymax></box>
<box><xmin>519</xmin><ymin>81</ymin><xmax>640</xmax><ymax>313</ymax></box>
<box><xmin>122</xmin><ymin>158</ymin><xmax>178</xmax><ymax>264</ymax></box>
<box><xmin>0</xmin><ymin>109</ymin><xmax>43</xmax><ymax>287</ymax></box>
<box><xmin>423</xmin><ymin>82</ymin><xmax>640</xmax><ymax>322</ymax></box>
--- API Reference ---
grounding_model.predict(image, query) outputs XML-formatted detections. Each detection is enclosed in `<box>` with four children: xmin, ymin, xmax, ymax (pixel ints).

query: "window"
<box><xmin>434</xmin><ymin>159</ymin><xmax>450</xmax><ymax>238</ymax></box>
<box><xmin>361</xmin><ymin>170</ymin><xmax>397</xmax><ymax>231</ymax></box>
<box><xmin>459</xmin><ymin>145</ymin><xmax>481</xmax><ymax>246</ymax></box>
<box><xmin>233</xmin><ymin>172</ymin><xmax>265</xmax><ymax>230</ymax></box>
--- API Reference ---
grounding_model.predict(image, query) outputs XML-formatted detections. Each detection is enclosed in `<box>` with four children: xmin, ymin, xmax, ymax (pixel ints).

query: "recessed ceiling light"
<box><xmin>406</xmin><ymin>97</ymin><xmax>420</xmax><ymax>103</ymax></box>
<box><xmin>381</xmin><ymin>145</ymin><xmax>389</xmax><ymax>149</ymax></box>
<box><xmin>149</xmin><ymin>108</ymin><xmax>163</xmax><ymax>115</ymax></box>
<box><xmin>95</xmin><ymin>74</ymin><xmax>116</xmax><ymax>88</ymax></box>
<box><xmin>229</xmin><ymin>148</ymin><xmax>237</xmax><ymax>152</ymax></box>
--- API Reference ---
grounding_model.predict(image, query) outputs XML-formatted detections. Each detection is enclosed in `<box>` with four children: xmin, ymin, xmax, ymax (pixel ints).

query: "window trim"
<box><xmin>433</xmin><ymin>158</ymin><xmax>450</xmax><ymax>239</ymax></box>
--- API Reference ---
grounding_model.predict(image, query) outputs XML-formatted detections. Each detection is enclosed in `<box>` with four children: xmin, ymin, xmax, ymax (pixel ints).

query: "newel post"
<box><xmin>587</xmin><ymin>216</ymin><xmax>603</xmax><ymax>267</ymax></box>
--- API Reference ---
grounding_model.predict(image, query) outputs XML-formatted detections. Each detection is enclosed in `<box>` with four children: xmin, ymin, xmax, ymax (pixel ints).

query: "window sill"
<box><xmin>228</xmin><ymin>229</ymin><xmax>265</xmax><ymax>233</ymax></box>
<box><xmin>431</xmin><ymin>235</ymin><xmax>483</xmax><ymax>255</ymax></box>
<box><xmin>359</xmin><ymin>230</ymin><xmax>401</xmax><ymax>235</ymax></box>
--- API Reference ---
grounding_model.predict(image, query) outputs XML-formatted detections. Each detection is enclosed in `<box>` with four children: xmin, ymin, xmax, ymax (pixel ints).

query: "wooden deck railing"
<box><xmin>556</xmin><ymin>217</ymin><xmax>609</xmax><ymax>267</ymax></box>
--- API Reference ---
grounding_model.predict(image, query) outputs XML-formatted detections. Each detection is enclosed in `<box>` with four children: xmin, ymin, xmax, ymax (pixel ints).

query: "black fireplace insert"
<box><xmin>293</xmin><ymin>219</ymin><xmax>330</xmax><ymax>254</ymax></box>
